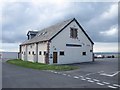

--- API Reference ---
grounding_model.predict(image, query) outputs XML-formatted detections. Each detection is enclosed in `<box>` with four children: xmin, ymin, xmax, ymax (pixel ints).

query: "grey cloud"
<box><xmin>2</xmin><ymin>2</ymin><xmax>118</xmax><ymax>43</ymax></box>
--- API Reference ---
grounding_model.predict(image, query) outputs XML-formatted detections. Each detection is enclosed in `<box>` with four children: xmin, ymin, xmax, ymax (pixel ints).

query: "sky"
<box><xmin>0</xmin><ymin>0</ymin><xmax>119</xmax><ymax>52</ymax></box>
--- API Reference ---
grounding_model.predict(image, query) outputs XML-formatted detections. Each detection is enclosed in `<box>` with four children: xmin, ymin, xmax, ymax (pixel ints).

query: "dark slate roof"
<box><xmin>20</xmin><ymin>18</ymin><xmax>94</xmax><ymax>45</ymax></box>
<box><xmin>27</xmin><ymin>31</ymin><xmax>38</xmax><ymax>36</ymax></box>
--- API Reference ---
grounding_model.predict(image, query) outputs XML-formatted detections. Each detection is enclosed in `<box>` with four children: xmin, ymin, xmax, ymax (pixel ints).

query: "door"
<box><xmin>53</xmin><ymin>52</ymin><xmax>57</xmax><ymax>63</ymax></box>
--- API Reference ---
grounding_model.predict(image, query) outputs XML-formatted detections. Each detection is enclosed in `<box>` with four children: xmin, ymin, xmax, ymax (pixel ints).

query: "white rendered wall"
<box><xmin>27</xmin><ymin>43</ymin><xmax>36</xmax><ymax>62</ymax></box>
<box><xmin>49</xmin><ymin>21</ymin><xmax>93</xmax><ymax>64</ymax></box>
<box><xmin>21</xmin><ymin>45</ymin><xmax>26</xmax><ymax>61</ymax></box>
<box><xmin>37</xmin><ymin>42</ymin><xmax>47</xmax><ymax>63</ymax></box>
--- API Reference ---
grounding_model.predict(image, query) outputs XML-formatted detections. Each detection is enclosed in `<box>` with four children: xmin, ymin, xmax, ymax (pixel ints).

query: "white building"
<box><xmin>19</xmin><ymin>18</ymin><xmax>94</xmax><ymax>64</ymax></box>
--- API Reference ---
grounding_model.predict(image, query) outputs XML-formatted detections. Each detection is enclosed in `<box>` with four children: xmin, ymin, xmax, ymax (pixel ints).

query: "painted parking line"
<box><xmin>54</xmin><ymin>72</ymin><xmax>58</xmax><ymax>74</ymax></box>
<box><xmin>93</xmin><ymin>79</ymin><xmax>99</xmax><ymax>82</ymax></box>
<box><xmin>49</xmin><ymin>71</ymin><xmax>119</xmax><ymax>88</ymax></box>
<box><xmin>100</xmin><ymin>71</ymin><xmax>120</xmax><ymax>77</ymax></box>
<box><xmin>86</xmin><ymin>77</ymin><xmax>91</xmax><ymax>79</ymax></box>
<box><xmin>50</xmin><ymin>71</ymin><xmax>54</xmax><ymax>72</ymax></box>
<box><xmin>102</xmin><ymin>82</ymin><xmax>110</xmax><ymax>84</ymax></box>
<box><xmin>108</xmin><ymin>85</ymin><xmax>118</xmax><ymax>88</ymax></box>
<box><xmin>81</xmin><ymin>78</ymin><xmax>86</xmax><ymax>81</ymax></box>
<box><xmin>73</xmin><ymin>76</ymin><xmax>79</xmax><ymax>79</ymax></box>
<box><xmin>87</xmin><ymin>80</ymin><xmax>94</xmax><ymax>83</ymax></box>
<box><xmin>62</xmin><ymin>73</ymin><xmax>67</xmax><ymax>76</ymax></box>
<box><xmin>85</xmin><ymin>71</ymin><xmax>104</xmax><ymax>76</ymax></box>
<box><xmin>67</xmin><ymin>75</ymin><xmax>71</xmax><ymax>77</ymax></box>
<box><xmin>96</xmin><ymin>82</ymin><xmax>104</xmax><ymax>86</ymax></box>
<box><xmin>79</xmin><ymin>76</ymin><xmax>84</xmax><ymax>78</ymax></box>
<box><xmin>57</xmin><ymin>72</ymin><xmax>61</xmax><ymax>74</ymax></box>
<box><xmin>113</xmin><ymin>84</ymin><xmax>120</xmax><ymax>87</ymax></box>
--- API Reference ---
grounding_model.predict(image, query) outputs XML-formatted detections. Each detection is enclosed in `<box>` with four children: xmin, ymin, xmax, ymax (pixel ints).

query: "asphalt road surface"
<box><xmin>2</xmin><ymin>58</ymin><xmax>119</xmax><ymax>88</ymax></box>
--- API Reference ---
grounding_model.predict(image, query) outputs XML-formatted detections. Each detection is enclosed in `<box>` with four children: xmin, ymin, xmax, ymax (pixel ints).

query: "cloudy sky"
<box><xmin>1</xmin><ymin>0</ymin><xmax>118</xmax><ymax>52</ymax></box>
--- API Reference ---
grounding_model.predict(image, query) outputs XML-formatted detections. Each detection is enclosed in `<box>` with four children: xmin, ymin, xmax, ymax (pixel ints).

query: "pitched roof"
<box><xmin>27</xmin><ymin>31</ymin><xmax>38</xmax><ymax>36</ymax></box>
<box><xmin>20</xmin><ymin>18</ymin><xmax>94</xmax><ymax>45</ymax></box>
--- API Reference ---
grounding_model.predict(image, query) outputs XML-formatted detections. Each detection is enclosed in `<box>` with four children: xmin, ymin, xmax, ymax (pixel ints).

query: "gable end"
<box><xmin>49</xmin><ymin>18</ymin><xmax>74</xmax><ymax>41</ymax></box>
<box><xmin>74</xmin><ymin>19</ymin><xmax>94</xmax><ymax>44</ymax></box>
<box><xmin>49</xmin><ymin>18</ymin><xmax>94</xmax><ymax>44</ymax></box>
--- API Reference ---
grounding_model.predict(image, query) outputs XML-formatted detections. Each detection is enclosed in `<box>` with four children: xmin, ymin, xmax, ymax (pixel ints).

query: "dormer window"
<box><xmin>70</xmin><ymin>27</ymin><xmax>78</xmax><ymax>39</ymax></box>
<box><xmin>27</xmin><ymin>31</ymin><xmax>38</xmax><ymax>40</ymax></box>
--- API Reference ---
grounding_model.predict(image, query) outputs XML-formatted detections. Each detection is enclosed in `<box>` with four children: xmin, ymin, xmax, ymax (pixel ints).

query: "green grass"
<box><xmin>7</xmin><ymin>59</ymin><xmax>79</xmax><ymax>71</ymax></box>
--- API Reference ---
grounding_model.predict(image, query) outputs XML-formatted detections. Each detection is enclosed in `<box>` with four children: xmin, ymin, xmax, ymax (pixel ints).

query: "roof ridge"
<box><xmin>21</xmin><ymin>18</ymin><xmax>74</xmax><ymax>45</ymax></box>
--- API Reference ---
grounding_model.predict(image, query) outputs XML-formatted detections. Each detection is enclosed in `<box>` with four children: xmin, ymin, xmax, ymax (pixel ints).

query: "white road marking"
<box><xmin>79</xmin><ymin>76</ymin><xmax>83</xmax><ymax>78</ymax></box>
<box><xmin>100</xmin><ymin>71</ymin><xmax>120</xmax><ymax>77</ymax></box>
<box><xmin>81</xmin><ymin>78</ymin><xmax>86</xmax><ymax>80</ymax></box>
<box><xmin>63</xmin><ymin>74</ymin><xmax>67</xmax><ymax>76</ymax></box>
<box><xmin>51</xmin><ymin>71</ymin><xmax>54</xmax><ymax>72</ymax></box>
<box><xmin>87</xmin><ymin>80</ymin><xmax>94</xmax><ymax>82</ymax></box>
<box><xmin>57</xmin><ymin>72</ymin><xmax>61</xmax><ymax>74</ymax></box>
<box><xmin>102</xmin><ymin>82</ymin><xmax>110</xmax><ymax>84</ymax></box>
<box><xmin>108</xmin><ymin>85</ymin><xmax>118</xmax><ymax>88</ymax></box>
<box><xmin>73</xmin><ymin>76</ymin><xmax>79</xmax><ymax>79</ymax></box>
<box><xmin>54</xmin><ymin>72</ymin><xmax>58</xmax><ymax>74</ymax></box>
<box><xmin>93</xmin><ymin>79</ymin><xmax>99</xmax><ymax>82</ymax></box>
<box><xmin>67</xmin><ymin>75</ymin><xmax>71</xmax><ymax>77</ymax></box>
<box><xmin>85</xmin><ymin>71</ymin><xmax>104</xmax><ymax>76</ymax></box>
<box><xmin>96</xmin><ymin>82</ymin><xmax>104</xmax><ymax>86</ymax></box>
<box><xmin>113</xmin><ymin>84</ymin><xmax>120</xmax><ymax>87</ymax></box>
<box><xmin>86</xmin><ymin>77</ymin><xmax>91</xmax><ymax>79</ymax></box>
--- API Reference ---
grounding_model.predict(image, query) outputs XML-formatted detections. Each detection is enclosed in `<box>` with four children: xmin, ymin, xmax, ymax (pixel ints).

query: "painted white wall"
<box><xmin>37</xmin><ymin>42</ymin><xmax>47</xmax><ymax>63</ymax></box>
<box><xmin>27</xmin><ymin>43</ymin><xmax>36</xmax><ymax>62</ymax></box>
<box><xmin>49</xmin><ymin>21</ymin><xmax>93</xmax><ymax>64</ymax></box>
<box><xmin>21</xmin><ymin>42</ymin><xmax>47</xmax><ymax>63</ymax></box>
<box><xmin>21</xmin><ymin>45</ymin><xmax>25</xmax><ymax>61</ymax></box>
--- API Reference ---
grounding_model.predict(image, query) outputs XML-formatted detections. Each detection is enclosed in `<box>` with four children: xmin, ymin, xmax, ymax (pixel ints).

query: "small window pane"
<box><xmin>60</xmin><ymin>51</ymin><xmax>64</xmax><ymax>55</ymax></box>
<box><xmin>44</xmin><ymin>51</ymin><xmax>46</xmax><ymax>55</ymax></box>
<box><xmin>29</xmin><ymin>51</ymin><xmax>30</xmax><ymax>54</ymax></box>
<box><xmin>39</xmin><ymin>51</ymin><xmax>41</xmax><ymax>55</ymax></box>
<box><xmin>90</xmin><ymin>50</ymin><xmax>92</xmax><ymax>52</ymax></box>
<box><xmin>82</xmin><ymin>52</ymin><xmax>86</xmax><ymax>55</ymax></box>
<box><xmin>32</xmin><ymin>51</ymin><xmax>34</xmax><ymax>55</ymax></box>
<box><xmin>70</xmin><ymin>28</ymin><xmax>78</xmax><ymax>39</ymax></box>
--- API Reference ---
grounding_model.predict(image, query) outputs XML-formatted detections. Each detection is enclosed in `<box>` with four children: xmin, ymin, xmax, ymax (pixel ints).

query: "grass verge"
<box><xmin>7</xmin><ymin>59</ymin><xmax>79</xmax><ymax>71</ymax></box>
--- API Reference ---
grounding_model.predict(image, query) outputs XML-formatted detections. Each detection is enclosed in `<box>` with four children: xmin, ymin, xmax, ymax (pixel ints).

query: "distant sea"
<box><xmin>0</xmin><ymin>51</ymin><xmax>119</xmax><ymax>60</ymax></box>
<box><xmin>94</xmin><ymin>52</ymin><xmax>119</xmax><ymax>54</ymax></box>
<box><xmin>0</xmin><ymin>52</ymin><xmax>18</xmax><ymax>60</ymax></box>
<box><xmin>94</xmin><ymin>52</ymin><xmax>120</xmax><ymax>54</ymax></box>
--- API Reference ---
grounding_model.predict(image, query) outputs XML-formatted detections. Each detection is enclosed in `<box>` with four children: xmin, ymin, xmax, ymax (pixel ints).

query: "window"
<box><xmin>39</xmin><ymin>51</ymin><xmax>41</xmax><ymax>55</ymax></box>
<box><xmin>60</xmin><ymin>51</ymin><xmax>64</xmax><ymax>55</ymax></box>
<box><xmin>90</xmin><ymin>50</ymin><xmax>92</xmax><ymax>52</ymax></box>
<box><xmin>70</xmin><ymin>28</ymin><xmax>78</xmax><ymax>38</ymax></box>
<box><xmin>82</xmin><ymin>52</ymin><xmax>86</xmax><ymax>55</ymax></box>
<box><xmin>32</xmin><ymin>51</ymin><xmax>34</xmax><ymax>55</ymax></box>
<box><xmin>66</xmin><ymin>44</ymin><xmax>82</xmax><ymax>47</ymax></box>
<box><xmin>44</xmin><ymin>51</ymin><xmax>46</xmax><ymax>55</ymax></box>
<box><xmin>29</xmin><ymin>51</ymin><xmax>31</xmax><ymax>55</ymax></box>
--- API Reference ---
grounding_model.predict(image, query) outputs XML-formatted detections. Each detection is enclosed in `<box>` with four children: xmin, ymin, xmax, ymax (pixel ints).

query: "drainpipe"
<box><xmin>46</xmin><ymin>41</ymin><xmax>50</xmax><ymax>64</ymax></box>
<box><xmin>36</xmin><ymin>43</ymin><xmax>38</xmax><ymax>63</ymax></box>
<box><xmin>92</xmin><ymin>44</ymin><xmax>94</xmax><ymax>62</ymax></box>
<box><xmin>25</xmin><ymin>45</ymin><xmax>28</xmax><ymax>61</ymax></box>
<box><xmin>19</xmin><ymin>45</ymin><xmax>21</xmax><ymax>59</ymax></box>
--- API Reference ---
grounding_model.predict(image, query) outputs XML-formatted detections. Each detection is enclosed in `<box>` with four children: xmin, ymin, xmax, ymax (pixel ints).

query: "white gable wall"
<box><xmin>49</xmin><ymin>21</ymin><xmax>93</xmax><ymax>64</ymax></box>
